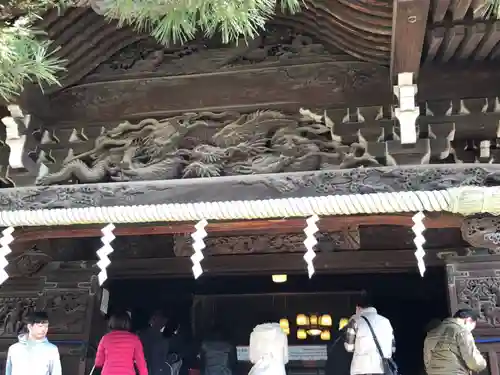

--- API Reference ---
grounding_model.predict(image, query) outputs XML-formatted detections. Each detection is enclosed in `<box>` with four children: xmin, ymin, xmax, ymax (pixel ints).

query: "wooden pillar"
<box><xmin>0</xmin><ymin>260</ymin><xmax>107</xmax><ymax>375</ymax></box>
<box><xmin>444</xmin><ymin>216</ymin><xmax>500</xmax><ymax>375</ymax></box>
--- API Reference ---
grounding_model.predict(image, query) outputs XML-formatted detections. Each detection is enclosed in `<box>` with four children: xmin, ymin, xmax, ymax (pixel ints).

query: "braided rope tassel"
<box><xmin>303</xmin><ymin>215</ymin><xmax>319</xmax><ymax>278</ymax></box>
<box><xmin>97</xmin><ymin>224</ymin><xmax>115</xmax><ymax>285</ymax></box>
<box><xmin>412</xmin><ymin>212</ymin><xmax>427</xmax><ymax>277</ymax></box>
<box><xmin>0</xmin><ymin>227</ymin><xmax>14</xmax><ymax>285</ymax></box>
<box><xmin>191</xmin><ymin>219</ymin><xmax>208</xmax><ymax>279</ymax></box>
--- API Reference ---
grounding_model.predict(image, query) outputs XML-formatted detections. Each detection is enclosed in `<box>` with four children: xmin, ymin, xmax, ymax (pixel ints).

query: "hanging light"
<box><xmin>272</xmin><ymin>274</ymin><xmax>287</xmax><ymax>283</ymax></box>
<box><xmin>320</xmin><ymin>330</ymin><xmax>331</xmax><ymax>341</ymax></box>
<box><xmin>310</xmin><ymin>315</ymin><xmax>318</xmax><ymax>325</ymax></box>
<box><xmin>283</xmin><ymin>327</ymin><xmax>290</xmax><ymax>335</ymax></box>
<box><xmin>296</xmin><ymin>314</ymin><xmax>309</xmax><ymax>326</ymax></box>
<box><xmin>339</xmin><ymin>318</ymin><xmax>350</xmax><ymax>330</ymax></box>
<box><xmin>306</xmin><ymin>314</ymin><xmax>321</xmax><ymax>336</ymax></box>
<box><xmin>297</xmin><ymin>329</ymin><xmax>307</xmax><ymax>340</ymax></box>
<box><xmin>319</xmin><ymin>314</ymin><xmax>332</xmax><ymax>327</ymax></box>
<box><xmin>279</xmin><ymin>318</ymin><xmax>289</xmax><ymax>330</ymax></box>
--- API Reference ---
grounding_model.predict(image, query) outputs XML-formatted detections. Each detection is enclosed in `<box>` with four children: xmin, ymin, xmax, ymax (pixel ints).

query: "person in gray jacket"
<box><xmin>5</xmin><ymin>311</ymin><xmax>62</xmax><ymax>375</ymax></box>
<box><xmin>200</xmin><ymin>325</ymin><xmax>236</xmax><ymax>375</ymax></box>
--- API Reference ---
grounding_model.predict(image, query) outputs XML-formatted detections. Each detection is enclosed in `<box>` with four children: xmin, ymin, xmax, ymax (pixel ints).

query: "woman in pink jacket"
<box><xmin>95</xmin><ymin>312</ymin><xmax>148</xmax><ymax>375</ymax></box>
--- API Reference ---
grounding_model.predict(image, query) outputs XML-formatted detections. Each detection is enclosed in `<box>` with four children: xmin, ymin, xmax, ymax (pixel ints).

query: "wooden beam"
<box><xmin>47</xmin><ymin>62</ymin><xmax>392</xmax><ymax>122</ymax></box>
<box><xmin>42</xmin><ymin>61</ymin><xmax>500</xmax><ymax>125</ymax></box>
<box><xmin>13</xmin><ymin>213</ymin><xmax>463</xmax><ymax>242</ymax></box>
<box><xmin>106</xmin><ymin>248</ymin><xmax>457</xmax><ymax>278</ymax></box>
<box><xmin>390</xmin><ymin>0</ymin><xmax>430</xmax><ymax>79</ymax></box>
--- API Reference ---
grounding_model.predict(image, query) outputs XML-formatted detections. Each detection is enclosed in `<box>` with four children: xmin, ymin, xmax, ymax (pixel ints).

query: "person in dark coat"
<box><xmin>325</xmin><ymin>318</ymin><xmax>352</xmax><ymax>375</ymax></box>
<box><xmin>200</xmin><ymin>325</ymin><xmax>236</xmax><ymax>375</ymax></box>
<box><xmin>139</xmin><ymin>311</ymin><xmax>170</xmax><ymax>375</ymax></box>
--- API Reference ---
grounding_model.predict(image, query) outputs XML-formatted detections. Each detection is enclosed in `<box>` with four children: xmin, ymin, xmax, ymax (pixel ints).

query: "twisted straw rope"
<box><xmin>0</xmin><ymin>186</ymin><xmax>497</xmax><ymax>227</ymax></box>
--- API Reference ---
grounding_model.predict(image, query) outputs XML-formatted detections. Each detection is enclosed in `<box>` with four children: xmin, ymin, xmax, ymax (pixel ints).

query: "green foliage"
<box><xmin>482</xmin><ymin>0</ymin><xmax>500</xmax><ymax>18</ymax></box>
<box><xmin>0</xmin><ymin>23</ymin><xmax>65</xmax><ymax>102</ymax></box>
<box><xmin>104</xmin><ymin>0</ymin><xmax>303</xmax><ymax>45</ymax></box>
<box><xmin>0</xmin><ymin>0</ymin><xmax>66</xmax><ymax>102</ymax></box>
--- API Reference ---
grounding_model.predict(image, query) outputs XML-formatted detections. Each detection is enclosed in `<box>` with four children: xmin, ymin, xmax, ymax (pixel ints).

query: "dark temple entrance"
<box><xmin>107</xmin><ymin>268</ymin><xmax>448</xmax><ymax>375</ymax></box>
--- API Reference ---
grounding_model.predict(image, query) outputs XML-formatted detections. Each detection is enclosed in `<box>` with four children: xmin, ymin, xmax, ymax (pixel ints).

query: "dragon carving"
<box><xmin>36</xmin><ymin>109</ymin><xmax>380</xmax><ymax>185</ymax></box>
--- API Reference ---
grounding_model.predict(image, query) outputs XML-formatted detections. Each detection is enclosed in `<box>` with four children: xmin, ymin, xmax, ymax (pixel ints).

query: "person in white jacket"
<box><xmin>248</xmin><ymin>323</ymin><xmax>288</xmax><ymax>375</ymax></box>
<box><xmin>5</xmin><ymin>311</ymin><xmax>62</xmax><ymax>375</ymax></box>
<box><xmin>344</xmin><ymin>297</ymin><xmax>395</xmax><ymax>375</ymax></box>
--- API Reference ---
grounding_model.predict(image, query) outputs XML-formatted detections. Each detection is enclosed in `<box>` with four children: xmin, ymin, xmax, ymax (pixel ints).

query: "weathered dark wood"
<box><xmin>431</xmin><ymin>0</ymin><xmax>452</xmax><ymax>22</ymax></box>
<box><xmin>0</xmin><ymin>263</ymin><xmax>104</xmax><ymax>375</ymax></box>
<box><xmin>446</xmin><ymin>258</ymin><xmax>500</xmax><ymax>336</ymax></box>
<box><xmin>39</xmin><ymin>61</ymin><xmax>500</xmax><ymax>124</ymax></box>
<box><xmin>107</xmin><ymin>248</ymin><xmax>453</xmax><ymax>278</ymax></box>
<box><xmin>390</xmin><ymin>0</ymin><xmax>430</xmax><ymax>78</ymax></box>
<box><xmin>419</xmin><ymin>62</ymin><xmax>500</xmax><ymax>100</ymax></box>
<box><xmin>48</xmin><ymin>62</ymin><xmax>392</xmax><ymax>122</ymax></box>
<box><xmin>1</xmin><ymin>165</ymin><xmax>500</xmax><ymax>212</ymax></box>
<box><xmin>460</xmin><ymin>216</ymin><xmax>500</xmax><ymax>254</ymax></box>
<box><xmin>452</xmin><ymin>0</ymin><xmax>473</xmax><ymax>20</ymax></box>
<box><xmin>13</xmin><ymin>213</ymin><xmax>463</xmax><ymax>242</ymax></box>
<box><xmin>424</xmin><ymin>21</ymin><xmax>500</xmax><ymax>63</ymax></box>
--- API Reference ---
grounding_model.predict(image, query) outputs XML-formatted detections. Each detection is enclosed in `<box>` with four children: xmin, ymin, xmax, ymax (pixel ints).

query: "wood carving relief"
<box><xmin>35</xmin><ymin>108</ymin><xmax>459</xmax><ymax>185</ymax></box>
<box><xmin>456</xmin><ymin>277</ymin><xmax>500</xmax><ymax>326</ymax></box>
<box><xmin>39</xmin><ymin>293</ymin><xmax>89</xmax><ymax>334</ymax></box>
<box><xmin>88</xmin><ymin>27</ymin><xmax>333</xmax><ymax>79</ymax></box>
<box><xmin>174</xmin><ymin>228</ymin><xmax>361</xmax><ymax>256</ymax></box>
<box><xmin>10</xmin><ymin>246</ymin><xmax>52</xmax><ymax>277</ymax></box>
<box><xmin>0</xmin><ymin>298</ymin><xmax>37</xmax><ymax>336</ymax></box>
<box><xmin>461</xmin><ymin>216</ymin><xmax>500</xmax><ymax>254</ymax></box>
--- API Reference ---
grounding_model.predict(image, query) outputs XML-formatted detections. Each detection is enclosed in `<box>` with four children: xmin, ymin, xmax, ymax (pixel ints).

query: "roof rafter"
<box><xmin>390</xmin><ymin>0</ymin><xmax>431</xmax><ymax>79</ymax></box>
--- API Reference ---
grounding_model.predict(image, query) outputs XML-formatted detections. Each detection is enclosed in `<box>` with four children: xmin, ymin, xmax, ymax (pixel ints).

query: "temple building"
<box><xmin>1</xmin><ymin>0</ymin><xmax>500</xmax><ymax>374</ymax></box>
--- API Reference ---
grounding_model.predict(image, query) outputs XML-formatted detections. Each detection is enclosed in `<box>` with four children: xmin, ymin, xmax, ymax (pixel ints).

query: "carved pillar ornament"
<box><xmin>393</xmin><ymin>72</ymin><xmax>419</xmax><ymax>145</ymax></box>
<box><xmin>461</xmin><ymin>216</ymin><xmax>500</xmax><ymax>254</ymax></box>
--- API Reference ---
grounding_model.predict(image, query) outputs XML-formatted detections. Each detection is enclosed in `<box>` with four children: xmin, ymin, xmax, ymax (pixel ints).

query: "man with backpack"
<box><xmin>344</xmin><ymin>296</ymin><xmax>396</xmax><ymax>375</ymax></box>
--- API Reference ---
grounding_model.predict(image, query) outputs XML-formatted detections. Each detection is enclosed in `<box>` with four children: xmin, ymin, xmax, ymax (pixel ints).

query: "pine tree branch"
<box><xmin>0</xmin><ymin>0</ymin><xmax>303</xmax><ymax>102</ymax></box>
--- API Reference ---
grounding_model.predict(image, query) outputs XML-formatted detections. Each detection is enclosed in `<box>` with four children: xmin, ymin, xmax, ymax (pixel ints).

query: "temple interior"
<box><xmin>107</xmin><ymin>268</ymin><xmax>448</xmax><ymax>375</ymax></box>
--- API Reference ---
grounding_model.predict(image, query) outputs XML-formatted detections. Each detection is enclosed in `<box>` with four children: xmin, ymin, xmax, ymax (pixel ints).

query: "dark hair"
<box><xmin>453</xmin><ymin>308</ymin><xmax>480</xmax><ymax>321</ymax></box>
<box><xmin>108</xmin><ymin>312</ymin><xmax>132</xmax><ymax>331</ymax></box>
<box><xmin>355</xmin><ymin>294</ymin><xmax>373</xmax><ymax>309</ymax></box>
<box><xmin>26</xmin><ymin>311</ymin><xmax>49</xmax><ymax>325</ymax></box>
<box><xmin>207</xmin><ymin>323</ymin><xmax>228</xmax><ymax>341</ymax></box>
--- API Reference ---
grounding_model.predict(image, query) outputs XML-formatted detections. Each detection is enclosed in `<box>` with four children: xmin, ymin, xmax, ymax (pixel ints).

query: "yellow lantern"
<box><xmin>310</xmin><ymin>314</ymin><xmax>318</xmax><ymax>325</ymax></box>
<box><xmin>297</xmin><ymin>328</ymin><xmax>307</xmax><ymax>340</ymax></box>
<box><xmin>339</xmin><ymin>318</ymin><xmax>350</xmax><ymax>330</ymax></box>
<box><xmin>320</xmin><ymin>314</ymin><xmax>332</xmax><ymax>327</ymax></box>
<box><xmin>283</xmin><ymin>327</ymin><xmax>290</xmax><ymax>335</ymax></box>
<box><xmin>279</xmin><ymin>318</ymin><xmax>289</xmax><ymax>330</ymax></box>
<box><xmin>296</xmin><ymin>314</ymin><xmax>309</xmax><ymax>326</ymax></box>
<box><xmin>320</xmin><ymin>330</ymin><xmax>331</xmax><ymax>341</ymax></box>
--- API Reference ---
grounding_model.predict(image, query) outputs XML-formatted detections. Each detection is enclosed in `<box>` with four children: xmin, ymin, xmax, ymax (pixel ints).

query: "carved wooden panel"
<box><xmin>446</xmin><ymin>260</ymin><xmax>500</xmax><ymax>336</ymax></box>
<box><xmin>0</xmin><ymin>270</ymin><xmax>106</xmax><ymax>375</ymax></box>
<box><xmin>174</xmin><ymin>229</ymin><xmax>361</xmax><ymax>256</ymax></box>
<box><xmin>5</xmin><ymin>94</ymin><xmax>500</xmax><ymax>188</ymax></box>
<box><xmin>39</xmin><ymin>292</ymin><xmax>90</xmax><ymax>335</ymax></box>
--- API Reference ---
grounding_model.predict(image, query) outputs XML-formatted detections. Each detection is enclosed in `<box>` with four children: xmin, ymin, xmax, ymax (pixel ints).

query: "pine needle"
<box><xmin>0</xmin><ymin>0</ymin><xmax>303</xmax><ymax>102</ymax></box>
<box><xmin>104</xmin><ymin>0</ymin><xmax>303</xmax><ymax>45</ymax></box>
<box><xmin>482</xmin><ymin>0</ymin><xmax>500</xmax><ymax>18</ymax></box>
